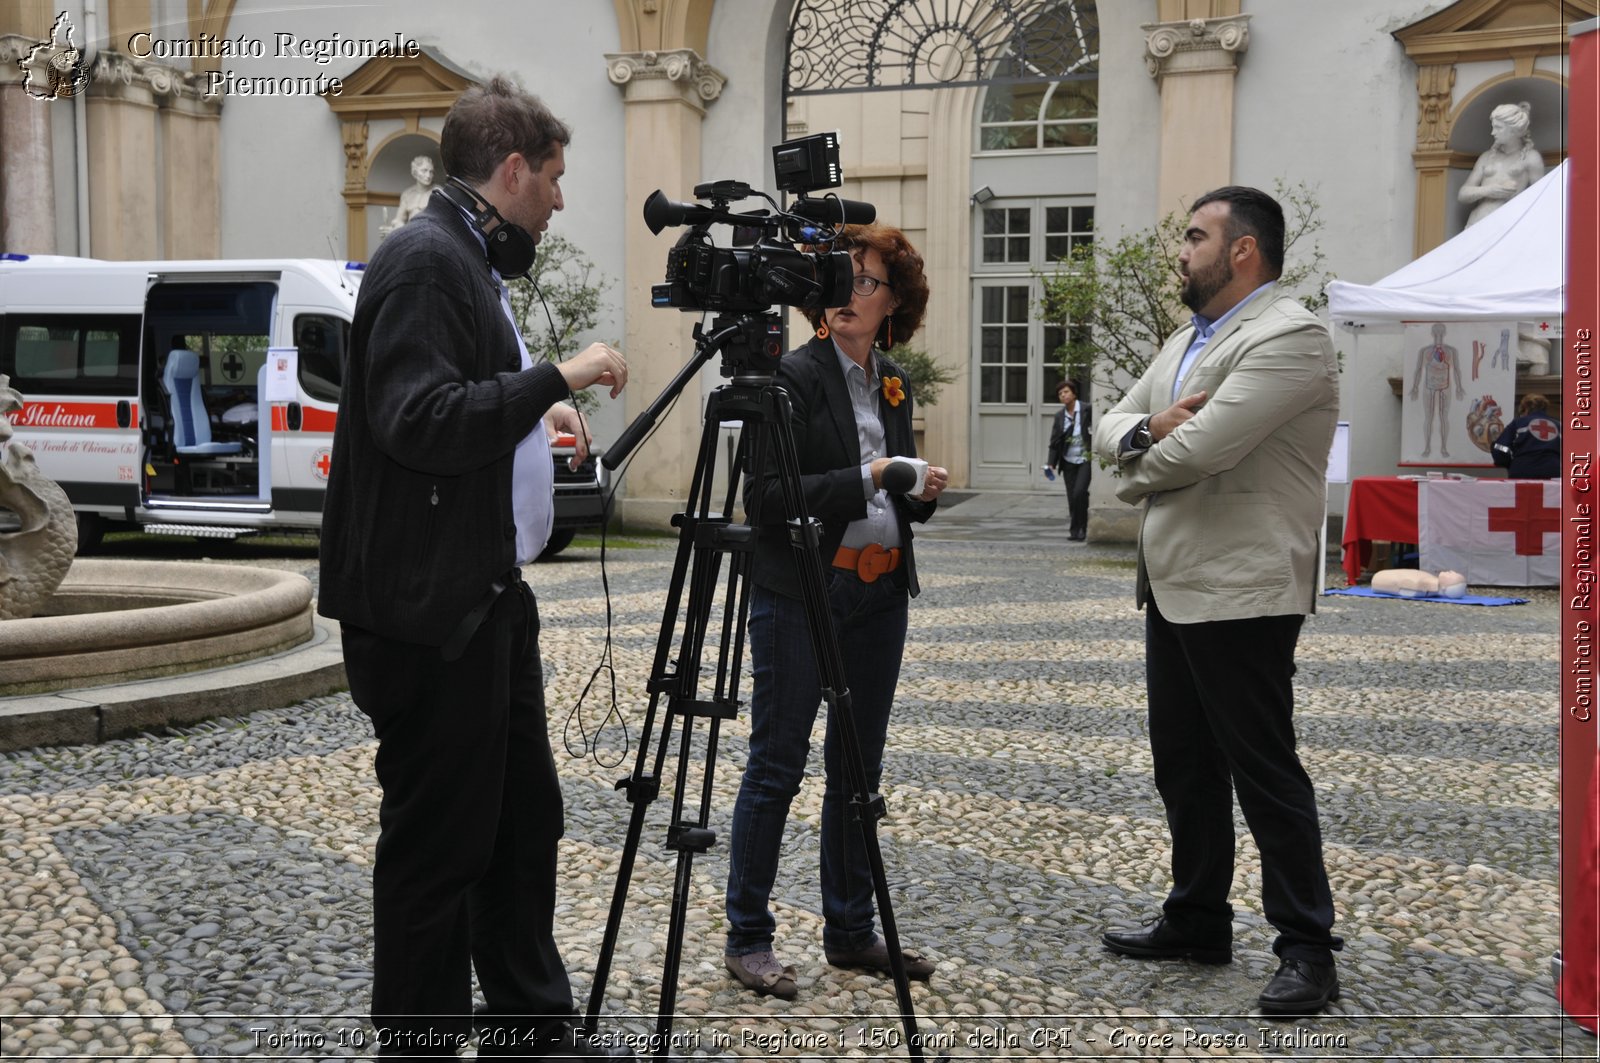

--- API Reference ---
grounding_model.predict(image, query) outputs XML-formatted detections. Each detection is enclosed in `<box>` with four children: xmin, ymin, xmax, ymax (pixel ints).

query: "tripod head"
<box><xmin>601</xmin><ymin>312</ymin><xmax>784</xmax><ymax>472</ymax></box>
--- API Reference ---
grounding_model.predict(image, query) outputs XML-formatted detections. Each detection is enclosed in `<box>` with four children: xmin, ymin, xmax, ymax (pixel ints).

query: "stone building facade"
<box><xmin>0</xmin><ymin>0</ymin><xmax>1589</xmax><ymax>533</ymax></box>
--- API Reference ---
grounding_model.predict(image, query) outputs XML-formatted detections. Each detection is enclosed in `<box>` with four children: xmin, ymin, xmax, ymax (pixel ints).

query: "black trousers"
<box><xmin>1144</xmin><ymin>596</ymin><xmax>1342</xmax><ymax>964</ymax></box>
<box><xmin>343</xmin><ymin>583</ymin><xmax>574</xmax><ymax>1059</ymax></box>
<box><xmin>1060</xmin><ymin>461</ymin><xmax>1091</xmax><ymax>537</ymax></box>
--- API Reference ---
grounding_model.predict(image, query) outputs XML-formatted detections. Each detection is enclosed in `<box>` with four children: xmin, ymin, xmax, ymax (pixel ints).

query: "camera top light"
<box><xmin>772</xmin><ymin>132</ymin><xmax>842</xmax><ymax>196</ymax></box>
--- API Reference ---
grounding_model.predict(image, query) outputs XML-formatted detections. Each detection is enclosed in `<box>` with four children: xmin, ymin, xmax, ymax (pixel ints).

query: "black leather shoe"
<box><xmin>1258</xmin><ymin>958</ymin><xmax>1340</xmax><ymax>1018</ymax></box>
<box><xmin>1101</xmin><ymin>917</ymin><xmax>1231</xmax><ymax>964</ymax></box>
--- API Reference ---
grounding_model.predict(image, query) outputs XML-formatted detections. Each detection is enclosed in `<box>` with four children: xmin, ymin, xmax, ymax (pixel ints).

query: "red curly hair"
<box><xmin>803</xmin><ymin>224</ymin><xmax>929</xmax><ymax>350</ymax></box>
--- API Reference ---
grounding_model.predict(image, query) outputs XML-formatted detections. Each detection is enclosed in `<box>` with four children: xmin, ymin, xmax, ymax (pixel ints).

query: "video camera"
<box><xmin>643</xmin><ymin>132</ymin><xmax>876</xmax><ymax>318</ymax></box>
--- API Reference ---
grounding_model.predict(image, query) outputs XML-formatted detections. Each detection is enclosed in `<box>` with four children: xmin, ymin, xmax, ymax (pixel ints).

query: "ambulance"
<box><xmin>0</xmin><ymin>254</ymin><xmax>604</xmax><ymax>554</ymax></box>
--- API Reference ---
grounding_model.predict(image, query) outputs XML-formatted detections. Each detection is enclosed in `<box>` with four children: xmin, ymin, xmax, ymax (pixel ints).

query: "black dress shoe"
<box><xmin>1258</xmin><ymin>958</ymin><xmax>1340</xmax><ymax>1018</ymax></box>
<box><xmin>1101</xmin><ymin>917</ymin><xmax>1231</xmax><ymax>964</ymax></box>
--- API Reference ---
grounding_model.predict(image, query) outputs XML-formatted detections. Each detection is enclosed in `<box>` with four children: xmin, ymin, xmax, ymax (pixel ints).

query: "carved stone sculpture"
<box><xmin>1459</xmin><ymin>101</ymin><xmax>1545</xmax><ymax>227</ymax></box>
<box><xmin>0</xmin><ymin>376</ymin><xmax>77</xmax><ymax>620</ymax></box>
<box><xmin>379</xmin><ymin>154</ymin><xmax>436</xmax><ymax>240</ymax></box>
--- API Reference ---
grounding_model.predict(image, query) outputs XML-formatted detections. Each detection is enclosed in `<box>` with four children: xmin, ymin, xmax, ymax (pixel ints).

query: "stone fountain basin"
<box><xmin>0</xmin><ymin>559</ymin><xmax>314</xmax><ymax>697</ymax></box>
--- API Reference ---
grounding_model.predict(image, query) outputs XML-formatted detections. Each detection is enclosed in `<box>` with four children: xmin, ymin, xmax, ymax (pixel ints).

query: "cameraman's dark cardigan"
<box><xmin>318</xmin><ymin>196</ymin><xmax>571</xmax><ymax>645</ymax></box>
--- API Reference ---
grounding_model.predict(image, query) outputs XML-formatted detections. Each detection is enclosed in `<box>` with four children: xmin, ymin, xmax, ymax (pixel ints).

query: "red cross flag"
<box><xmin>1418</xmin><ymin>479</ymin><xmax>1559</xmax><ymax>586</ymax></box>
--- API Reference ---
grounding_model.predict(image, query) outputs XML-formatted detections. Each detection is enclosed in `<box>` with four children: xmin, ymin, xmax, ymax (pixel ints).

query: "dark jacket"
<box><xmin>747</xmin><ymin>336</ymin><xmax>936</xmax><ymax>598</ymax></box>
<box><xmin>318</xmin><ymin>196</ymin><xmax>571</xmax><ymax>645</ymax></box>
<box><xmin>1492</xmin><ymin>411</ymin><xmax>1561</xmax><ymax>479</ymax></box>
<box><xmin>1047</xmin><ymin>401</ymin><xmax>1092</xmax><ymax>468</ymax></box>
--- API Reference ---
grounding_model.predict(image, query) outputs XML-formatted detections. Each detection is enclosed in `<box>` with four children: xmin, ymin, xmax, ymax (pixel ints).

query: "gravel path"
<box><xmin>0</xmin><ymin>530</ymin><xmax>1586</xmax><ymax>1059</ymax></box>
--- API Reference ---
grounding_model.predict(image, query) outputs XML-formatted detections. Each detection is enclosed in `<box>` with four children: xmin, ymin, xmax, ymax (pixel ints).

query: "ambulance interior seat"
<box><xmin>161</xmin><ymin>348</ymin><xmax>243</xmax><ymax>456</ymax></box>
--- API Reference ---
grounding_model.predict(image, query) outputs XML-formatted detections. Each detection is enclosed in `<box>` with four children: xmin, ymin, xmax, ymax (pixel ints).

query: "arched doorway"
<box><xmin>780</xmin><ymin>0</ymin><xmax>1100</xmax><ymax>489</ymax></box>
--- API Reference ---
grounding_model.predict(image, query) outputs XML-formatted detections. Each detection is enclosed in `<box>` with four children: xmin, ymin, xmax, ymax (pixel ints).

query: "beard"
<box><xmin>1180</xmin><ymin>255</ymin><xmax>1232</xmax><ymax>313</ymax></box>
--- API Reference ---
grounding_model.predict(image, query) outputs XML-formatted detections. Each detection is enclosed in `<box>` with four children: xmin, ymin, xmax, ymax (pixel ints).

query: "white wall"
<box><xmin>1233</xmin><ymin>1</ymin><xmax>1426</xmax><ymax>497</ymax></box>
<box><xmin>205</xmin><ymin>1</ymin><xmax>630</xmax><ymax>439</ymax></box>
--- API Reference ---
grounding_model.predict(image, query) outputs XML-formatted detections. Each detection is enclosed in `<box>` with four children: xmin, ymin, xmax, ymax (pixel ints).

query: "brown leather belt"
<box><xmin>832</xmin><ymin>543</ymin><xmax>901</xmax><ymax>583</ymax></box>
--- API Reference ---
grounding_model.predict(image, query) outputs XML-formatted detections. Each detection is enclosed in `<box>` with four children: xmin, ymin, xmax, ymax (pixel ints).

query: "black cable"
<box><xmin>531</xmin><ymin>279</ymin><xmax>690</xmax><ymax>768</ymax></box>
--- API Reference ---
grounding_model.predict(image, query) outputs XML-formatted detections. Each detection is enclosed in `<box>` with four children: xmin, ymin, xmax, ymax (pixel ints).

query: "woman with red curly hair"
<box><xmin>724</xmin><ymin>224</ymin><xmax>949</xmax><ymax>999</ymax></box>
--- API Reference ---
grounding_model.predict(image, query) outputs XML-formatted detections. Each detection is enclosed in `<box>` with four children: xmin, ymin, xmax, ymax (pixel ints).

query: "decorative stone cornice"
<box><xmin>604</xmin><ymin>48</ymin><xmax>724</xmax><ymax>106</ymax></box>
<box><xmin>84</xmin><ymin>50</ymin><xmax>222</xmax><ymax>114</ymax></box>
<box><xmin>1142</xmin><ymin>14</ymin><xmax>1250</xmax><ymax>79</ymax></box>
<box><xmin>0</xmin><ymin>34</ymin><xmax>35</xmax><ymax>85</ymax></box>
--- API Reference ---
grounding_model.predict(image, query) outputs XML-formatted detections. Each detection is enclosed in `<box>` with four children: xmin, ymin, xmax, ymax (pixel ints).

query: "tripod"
<box><xmin>584</xmin><ymin>313</ymin><xmax>931</xmax><ymax>1061</ymax></box>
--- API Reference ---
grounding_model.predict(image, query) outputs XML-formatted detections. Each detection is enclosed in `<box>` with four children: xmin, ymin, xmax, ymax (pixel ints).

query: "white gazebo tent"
<box><xmin>1327</xmin><ymin>160</ymin><xmax>1567</xmax><ymax>330</ymax></box>
<box><xmin>1322</xmin><ymin>162</ymin><xmax>1566</xmax><ymax>590</ymax></box>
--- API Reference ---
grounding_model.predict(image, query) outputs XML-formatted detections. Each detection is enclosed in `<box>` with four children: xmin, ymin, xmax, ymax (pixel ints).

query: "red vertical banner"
<box><xmin>1561</xmin><ymin>16</ymin><xmax>1600</xmax><ymax>1038</ymax></box>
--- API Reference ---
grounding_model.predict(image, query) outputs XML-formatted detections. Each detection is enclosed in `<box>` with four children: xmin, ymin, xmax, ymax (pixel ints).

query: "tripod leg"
<box><xmin>584</xmin><ymin>399</ymin><xmax>728</xmax><ymax>1030</ymax></box>
<box><xmin>587</xmin><ymin>385</ymin><xmax>761</xmax><ymax>1059</ymax></box>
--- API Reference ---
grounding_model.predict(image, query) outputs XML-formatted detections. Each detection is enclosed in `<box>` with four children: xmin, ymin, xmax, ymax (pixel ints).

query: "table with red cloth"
<box><xmin>1341</xmin><ymin>476</ymin><xmax>1422</xmax><ymax>585</ymax></box>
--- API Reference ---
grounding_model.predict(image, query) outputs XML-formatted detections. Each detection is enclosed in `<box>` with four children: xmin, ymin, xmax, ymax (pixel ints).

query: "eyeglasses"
<box><xmin>851</xmin><ymin>275</ymin><xmax>893</xmax><ymax>297</ymax></box>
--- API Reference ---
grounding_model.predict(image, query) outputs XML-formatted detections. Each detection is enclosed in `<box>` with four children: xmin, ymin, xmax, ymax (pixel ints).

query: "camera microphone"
<box><xmin>791</xmin><ymin>195</ymin><xmax>877</xmax><ymax>226</ymax></box>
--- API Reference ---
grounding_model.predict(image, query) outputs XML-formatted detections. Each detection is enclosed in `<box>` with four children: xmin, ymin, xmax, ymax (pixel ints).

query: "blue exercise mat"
<box><xmin>1323</xmin><ymin>585</ymin><xmax>1528</xmax><ymax>606</ymax></box>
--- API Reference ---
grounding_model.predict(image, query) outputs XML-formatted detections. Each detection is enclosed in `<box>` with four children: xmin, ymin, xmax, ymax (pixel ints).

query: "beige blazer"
<box><xmin>1093</xmin><ymin>290</ymin><xmax>1338</xmax><ymax>624</ymax></box>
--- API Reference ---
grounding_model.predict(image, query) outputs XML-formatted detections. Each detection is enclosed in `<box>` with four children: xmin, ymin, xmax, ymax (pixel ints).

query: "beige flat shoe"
<box><xmin>725</xmin><ymin>949</ymin><xmax>799</xmax><ymax>1000</ymax></box>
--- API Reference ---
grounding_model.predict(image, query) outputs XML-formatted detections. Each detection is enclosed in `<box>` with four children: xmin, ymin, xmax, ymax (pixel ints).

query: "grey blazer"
<box><xmin>1093</xmin><ymin>291</ymin><xmax>1338</xmax><ymax>624</ymax></box>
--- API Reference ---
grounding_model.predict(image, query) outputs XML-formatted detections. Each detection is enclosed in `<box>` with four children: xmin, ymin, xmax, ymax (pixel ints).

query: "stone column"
<box><xmin>161</xmin><ymin>89</ymin><xmax>222</xmax><ymax>259</ymax></box>
<box><xmin>922</xmin><ymin>84</ymin><xmax>980</xmax><ymax>488</ymax></box>
<box><xmin>1141</xmin><ymin>13</ymin><xmax>1250</xmax><ymax>214</ymax></box>
<box><xmin>0</xmin><ymin>1</ymin><xmax>62</xmax><ymax>252</ymax></box>
<box><xmin>1411</xmin><ymin>63</ymin><xmax>1456</xmax><ymax>256</ymax></box>
<box><xmin>84</xmin><ymin>51</ymin><xmax>219</xmax><ymax>260</ymax></box>
<box><xmin>335</xmin><ymin>121</ymin><xmax>372</xmax><ymax>261</ymax></box>
<box><xmin>605</xmin><ymin>48</ymin><xmax>725</xmax><ymax>529</ymax></box>
<box><xmin>0</xmin><ymin>35</ymin><xmax>58</xmax><ymax>253</ymax></box>
<box><xmin>86</xmin><ymin>52</ymin><xmax>161</xmax><ymax>260</ymax></box>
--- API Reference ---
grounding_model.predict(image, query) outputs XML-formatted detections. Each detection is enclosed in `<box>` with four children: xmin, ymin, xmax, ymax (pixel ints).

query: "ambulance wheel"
<box><xmin>75</xmin><ymin>512</ymin><xmax>104</xmax><ymax>554</ymax></box>
<box><xmin>538</xmin><ymin>528</ymin><xmax>576</xmax><ymax>560</ymax></box>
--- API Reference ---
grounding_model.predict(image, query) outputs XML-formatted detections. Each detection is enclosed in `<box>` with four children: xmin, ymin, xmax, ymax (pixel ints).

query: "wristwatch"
<box><xmin>1132</xmin><ymin>418</ymin><xmax>1154</xmax><ymax>450</ymax></box>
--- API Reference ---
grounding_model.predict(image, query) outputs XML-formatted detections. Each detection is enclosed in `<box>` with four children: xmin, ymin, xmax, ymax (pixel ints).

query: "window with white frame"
<box><xmin>978</xmin><ymin>1</ymin><xmax>1098</xmax><ymax>152</ymax></box>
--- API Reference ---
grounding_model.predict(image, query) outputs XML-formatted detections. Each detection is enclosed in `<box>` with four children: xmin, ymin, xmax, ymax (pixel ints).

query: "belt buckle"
<box><xmin>856</xmin><ymin>542</ymin><xmax>891</xmax><ymax>583</ymax></box>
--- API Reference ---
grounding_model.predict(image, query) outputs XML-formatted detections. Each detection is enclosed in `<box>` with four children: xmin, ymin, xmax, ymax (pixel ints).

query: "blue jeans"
<box><xmin>725</xmin><ymin>574</ymin><xmax>909</xmax><ymax>956</ymax></box>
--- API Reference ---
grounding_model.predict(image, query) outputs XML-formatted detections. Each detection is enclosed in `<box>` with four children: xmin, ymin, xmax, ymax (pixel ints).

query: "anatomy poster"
<box><xmin>1400</xmin><ymin>320</ymin><xmax>1516</xmax><ymax>467</ymax></box>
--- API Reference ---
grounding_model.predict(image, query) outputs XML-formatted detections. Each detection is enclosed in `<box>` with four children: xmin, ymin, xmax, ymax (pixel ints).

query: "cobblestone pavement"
<box><xmin>0</xmin><ymin>502</ymin><xmax>1589</xmax><ymax>1059</ymax></box>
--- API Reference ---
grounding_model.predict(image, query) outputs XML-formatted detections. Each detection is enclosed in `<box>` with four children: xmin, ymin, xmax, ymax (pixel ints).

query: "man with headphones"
<box><xmin>320</xmin><ymin>75</ymin><xmax>630</xmax><ymax>1060</ymax></box>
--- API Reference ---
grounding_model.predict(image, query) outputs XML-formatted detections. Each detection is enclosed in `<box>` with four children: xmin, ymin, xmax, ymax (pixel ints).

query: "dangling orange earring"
<box><xmin>817</xmin><ymin>321</ymin><xmax>830</xmax><ymax>339</ymax></box>
<box><xmin>881</xmin><ymin>319</ymin><xmax>892</xmax><ymax>350</ymax></box>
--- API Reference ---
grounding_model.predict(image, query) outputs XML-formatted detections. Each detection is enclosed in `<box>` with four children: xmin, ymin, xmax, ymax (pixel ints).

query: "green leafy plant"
<box><xmin>504</xmin><ymin>235</ymin><xmax>613</xmax><ymax>413</ymax></box>
<box><xmin>886</xmin><ymin>344</ymin><xmax>956</xmax><ymax>409</ymax></box>
<box><xmin>1038</xmin><ymin>180</ymin><xmax>1332</xmax><ymax>405</ymax></box>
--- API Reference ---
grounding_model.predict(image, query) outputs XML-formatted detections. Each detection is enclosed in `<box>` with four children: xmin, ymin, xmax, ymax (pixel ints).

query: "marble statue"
<box><xmin>1458</xmin><ymin>102</ymin><xmax>1545</xmax><ymax>227</ymax></box>
<box><xmin>379</xmin><ymin>154</ymin><xmax>437</xmax><ymax>240</ymax></box>
<box><xmin>0</xmin><ymin>376</ymin><xmax>78</xmax><ymax>620</ymax></box>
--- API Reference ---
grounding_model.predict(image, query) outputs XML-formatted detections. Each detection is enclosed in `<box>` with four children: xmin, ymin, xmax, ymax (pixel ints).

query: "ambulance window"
<box><xmin>294</xmin><ymin>313</ymin><xmax>346</xmax><ymax>403</ymax></box>
<box><xmin>84</xmin><ymin>329</ymin><xmax>123</xmax><ymax>377</ymax></box>
<box><xmin>2</xmin><ymin>315</ymin><xmax>140</xmax><ymax>395</ymax></box>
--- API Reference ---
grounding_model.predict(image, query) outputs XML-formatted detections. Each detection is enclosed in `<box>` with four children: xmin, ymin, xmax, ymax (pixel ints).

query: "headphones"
<box><xmin>436</xmin><ymin>175</ymin><xmax>538</xmax><ymax>279</ymax></box>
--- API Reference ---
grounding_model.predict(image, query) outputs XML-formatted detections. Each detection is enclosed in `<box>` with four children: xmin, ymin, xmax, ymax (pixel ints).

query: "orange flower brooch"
<box><xmin>881</xmin><ymin>375</ymin><xmax>905</xmax><ymax>407</ymax></box>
